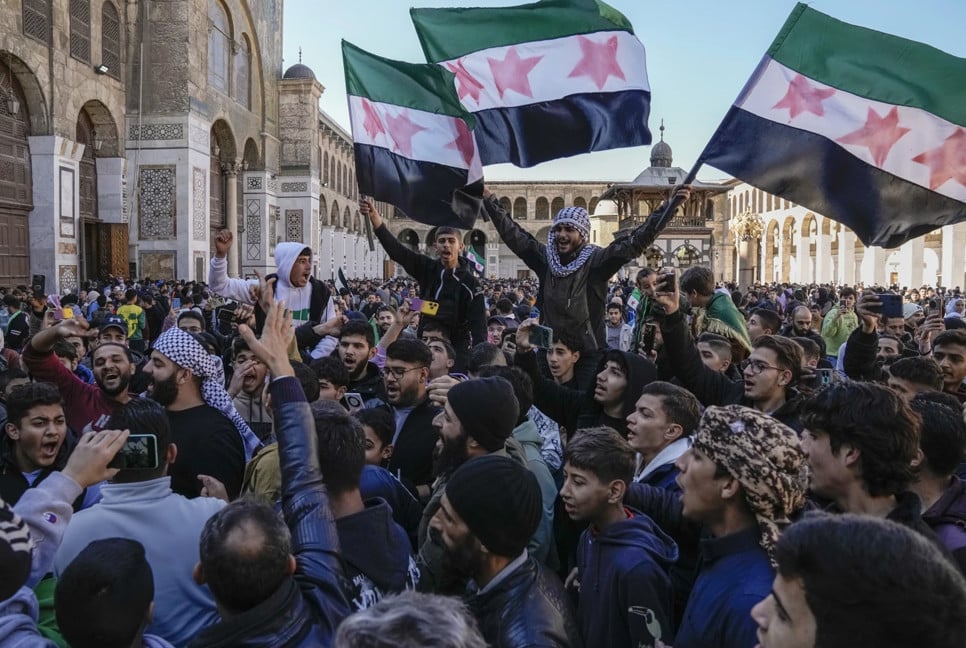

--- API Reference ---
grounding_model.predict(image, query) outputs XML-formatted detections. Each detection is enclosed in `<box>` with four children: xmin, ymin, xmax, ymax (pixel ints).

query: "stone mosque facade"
<box><xmin>2</xmin><ymin>0</ymin><xmax>963</xmax><ymax>292</ymax></box>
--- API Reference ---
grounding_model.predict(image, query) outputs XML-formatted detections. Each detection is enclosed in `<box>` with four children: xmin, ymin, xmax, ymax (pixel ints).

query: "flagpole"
<box><xmin>644</xmin><ymin>158</ymin><xmax>705</xmax><ymax>235</ymax></box>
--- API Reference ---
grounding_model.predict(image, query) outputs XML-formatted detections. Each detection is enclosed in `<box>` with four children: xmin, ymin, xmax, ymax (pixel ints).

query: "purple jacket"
<box><xmin>922</xmin><ymin>476</ymin><xmax>966</xmax><ymax>574</ymax></box>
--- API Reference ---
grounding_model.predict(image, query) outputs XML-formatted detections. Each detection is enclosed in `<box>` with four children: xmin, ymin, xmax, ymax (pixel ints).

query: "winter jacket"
<box><xmin>516</xmin><ymin>347</ymin><xmax>657</xmax><ymax>439</ymax></box>
<box><xmin>605</xmin><ymin>321</ymin><xmax>634</xmax><ymax>352</ymax></box>
<box><xmin>485</xmin><ymin>196</ymin><xmax>662</xmax><ymax>353</ymax></box>
<box><xmin>337</xmin><ymin>497</ymin><xmax>418</xmax><ymax>610</ymax></box>
<box><xmin>821</xmin><ymin>305</ymin><xmax>859</xmax><ymax>358</ymax></box>
<box><xmin>53</xmin><ymin>477</ymin><xmax>225</xmax><ymax>646</ymax></box>
<box><xmin>575</xmin><ymin>508</ymin><xmax>677</xmax><ymax>648</ymax></box>
<box><xmin>634</xmin><ymin>437</ymin><xmax>691</xmax><ymax>494</ymax></box>
<box><xmin>512</xmin><ymin>418</ymin><xmax>559</xmax><ymax>566</ymax></box>
<box><xmin>779</xmin><ymin>325</ymin><xmax>828</xmax><ymax>358</ymax></box>
<box><xmin>383</xmin><ymin>397</ymin><xmax>441</xmax><ymax>497</ymax></box>
<box><xmin>374</xmin><ymin>223</ymin><xmax>486</xmax><ymax>352</ymax></box>
<box><xmin>346</xmin><ymin>362</ymin><xmax>389</xmax><ymax>406</ymax></box>
<box><xmin>233</xmin><ymin>390</ymin><xmax>274</xmax><ymax>444</ymax></box>
<box><xmin>187</xmin><ymin>377</ymin><xmax>350</xmax><ymax>647</ymax></box>
<box><xmin>922</xmin><ymin>476</ymin><xmax>966</xmax><ymax>574</ymax></box>
<box><xmin>468</xmin><ymin>554</ymin><xmax>583</xmax><ymax>648</ymax></box>
<box><xmin>659</xmin><ymin>310</ymin><xmax>804</xmax><ymax>432</ymax></box>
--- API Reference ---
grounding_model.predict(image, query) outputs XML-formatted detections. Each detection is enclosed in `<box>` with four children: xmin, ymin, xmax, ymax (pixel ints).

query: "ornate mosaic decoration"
<box><xmin>281</xmin><ymin>181</ymin><xmax>307</xmax><ymax>193</ymax></box>
<box><xmin>286</xmin><ymin>209</ymin><xmax>303</xmax><ymax>241</ymax></box>
<box><xmin>192</xmin><ymin>167</ymin><xmax>207</xmax><ymax>241</ymax></box>
<box><xmin>246</xmin><ymin>176</ymin><xmax>263</xmax><ymax>191</ymax></box>
<box><xmin>129</xmin><ymin>123</ymin><xmax>184</xmax><ymax>141</ymax></box>
<box><xmin>58</xmin><ymin>265</ymin><xmax>78</xmax><ymax>292</ymax></box>
<box><xmin>138</xmin><ymin>166</ymin><xmax>176</xmax><ymax>240</ymax></box>
<box><xmin>246</xmin><ymin>199</ymin><xmax>261</xmax><ymax>261</ymax></box>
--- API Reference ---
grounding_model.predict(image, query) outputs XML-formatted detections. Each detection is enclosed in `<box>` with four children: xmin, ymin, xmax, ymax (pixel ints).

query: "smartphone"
<box><xmin>172</xmin><ymin>297</ymin><xmax>182</xmax><ymax>309</ymax></box>
<box><xmin>62</xmin><ymin>306</ymin><xmax>74</xmax><ymax>320</ymax></box>
<box><xmin>877</xmin><ymin>294</ymin><xmax>903</xmax><ymax>319</ymax></box>
<box><xmin>657</xmin><ymin>272</ymin><xmax>676</xmax><ymax>293</ymax></box>
<box><xmin>409</xmin><ymin>298</ymin><xmax>440</xmax><ymax>316</ymax></box>
<box><xmin>815</xmin><ymin>368</ymin><xmax>833</xmax><ymax>387</ymax></box>
<box><xmin>344</xmin><ymin>392</ymin><xmax>365</xmax><ymax>411</ymax></box>
<box><xmin>530</xmin><ymin>324</ymin><xmax>554</xmax><ymax>349</ymax></box>
<box><xmin>217</xmin><ymin>304</ymin><xmax>238</xmax><ymax>324</ymax></box>
<box><xmin>108</xmin><ymin>434</ymin><xmax>159</xmax><ymax>470</ymax></box>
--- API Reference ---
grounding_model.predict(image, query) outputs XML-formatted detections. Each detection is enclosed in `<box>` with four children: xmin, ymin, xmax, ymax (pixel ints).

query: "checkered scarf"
<box><xmin>0</xmin><ymin>499</ymin><xmax>32</xmax><ymax>599</ymax></box>
<box><xmin>692</xmin><ymin>405</ymin><xmax>808</xmax><ymax>565</ymax></box>
<box><xmin>546</xmin><ymin>206</ymin><xmax>598</xmax><ymax>278</ymax></box>
<box><xmin>153</xmin><ymin>327</ymin><xmax>261</xmax><ymax>461</ymax></box>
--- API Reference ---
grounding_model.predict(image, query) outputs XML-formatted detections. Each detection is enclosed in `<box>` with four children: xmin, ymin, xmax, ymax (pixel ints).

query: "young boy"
<box><xmin>355</xmin><ymin>407</ymin><xmax>395</xmax><ymax>467</ymax></box>
<box><xmin>560</xmin><ymin>426</ymin><xmax>677</xmax><ymax>648</ymax></box>
<box><xmin>626</xmin><ymin>381</ymin><xmax>701</xmax><ymax>491</ymax></box>
<box><xmin>311</xmin><ymin>356</ymin><xmax>349</xmax><ymax>403</ymax></box>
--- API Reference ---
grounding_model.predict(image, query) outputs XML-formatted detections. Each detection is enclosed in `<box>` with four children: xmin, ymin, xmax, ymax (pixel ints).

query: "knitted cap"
<box><xmin>447</xmin><ymin>377</ymin><xmax>518</xmax><ymax>452</ymax></box>
<box><xmin>445</xmin><ymin>455</ymin><xmax>541</xmax><ymax>557</ymax></box>
<box><xmin>552</xmin><ymin>206</ymin><xmax>590</xmax><ymax>239</ymax></box>
<box><xmin>903</xmin><ymin>303</ymin><xmax>923</xmax><ymax>319</ymax></box>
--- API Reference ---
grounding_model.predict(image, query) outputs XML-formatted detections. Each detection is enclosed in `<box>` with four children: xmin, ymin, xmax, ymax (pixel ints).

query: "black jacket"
<box><xmin>659</xmin><ymin>310</ymin><xmax>804</xmax><ymax>432</ymax></box>
<box><xmin>516</xmin><ymin>347</ymin><xmax>657</xmax><ymax>439</ymax></box>
<box><xmin>347</xmin><ymin>362</ymin><xmax>388</xmax><ymax>406</ymax></box>
<box><xmin>374</xmin><ymin>224</ymin><xmax>485</xmax><ymax>351</ymax></box>
<box><xmin>841</xmin><ymin>326</ymin><xmax>888</xmax><ymax>383</ymax></box>
<box><xmin>779</xmin><ymin>325</ymin><xmax>827</xmax><ymax>358</ymax></box>
<box><xmin>485</xmin><ymin>196</ymin><xmax>661</xmax><ymax>353</ymax></box>
<box><xmin>383</xmin><ymin>397</ymin><xmax>441</xmax><ymax>497</ymax></box>
<box><xmin>188</xmin><ymin>377</ymin><xmax>350</xmax><ymax>648</ymax></box>
<box><xmin>468</xmin><ymin>556</ymin><xmax>583</xmax><ymax>648</ymax></box>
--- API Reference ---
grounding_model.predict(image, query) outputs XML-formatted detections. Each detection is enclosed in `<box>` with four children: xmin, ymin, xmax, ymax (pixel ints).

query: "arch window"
<box><xmin>513</xmin><ymin>197</ymin><xmax>527</xmax><ymax>220</ymax></box>
<box><xmin>234</xmin><ymin>34</ymin><xmax>251</xmax><ymax>108</ymax></box>
<box><xmin>323</xmin><ymin>151</ymin><xmax>329</xmax><ymax>184</ymax></box>
<box><xmin>535</xmin><ymin>197</ymin><xmax>549</xmax><ymax>220</ymax></box>
<box><xmin>499</xmin><ymin>197</ymin><xmax>511</xmax><ymax>213</ymax></box>
<box><xmin>573</xmin><ymin>196</ymin><xmax>587</xmax><ymax>211</ymax></box>
<box><xmin>69</xmin><ymin>0</ymin><xmax>91</xmax><ymax>63</ymax></box>
<box><xmin>208</xmin><ymin>0</ymin><xmax>231</xmax><ymax>94</ymax></box>
<box><xmin>100</xmin><ymin>2</ymin><xmax>121</xmax><ymax>78</ymax></box>
<box><xmin>550</xmin><ymin>197</ymin><xmax>564</xmax><ymax>216</ymax></box>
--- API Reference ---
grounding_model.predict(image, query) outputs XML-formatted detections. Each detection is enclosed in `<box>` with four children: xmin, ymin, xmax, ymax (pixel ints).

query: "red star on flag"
<box><xmin>384</xmin><ymin>110</ymin><xmax>427</xmax><ymax>158</ymax></box>
<box><xmin>361</xmin><ymin>99</ymin><xmax>386</xmax><ymax>140</ymax></box>
<box><xmin>836</xmin><ymin>107</ymin><xmax>911</xmax><ymax>167</ymax></box>
<box><xmin>445</xmin><ymin>59</ymin><xmax>485</xmax><ymax>104</ymax></box>
<box><xmin>773</xmin><ymin>74</ymin><xmax>836</xmax><ymax>120</ymax></box>
<box><xmin>445</xmin><ymin>118</ymin><xmax>476</xmax><ymax>167</ymax></box>
<box><xmin>912</xmin><ymin>127</ymin><xmax>966</xmax><ymax>190</ymax></box>
<box><xmin>487</xmin><ymin>47</ymin><xmax>543</xmax><ymax>99</ymax></box>
<box><xmin>567</xmin><ymin>35</ymin><xmax>625</xmax><ymax>90</ymax></box>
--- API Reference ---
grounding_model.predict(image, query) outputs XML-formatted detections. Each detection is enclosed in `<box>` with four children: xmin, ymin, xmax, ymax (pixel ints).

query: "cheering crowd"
<box><xmin>0</xmin><ymin>191</ymin><xmax>965</xmax><ymax>648</ymax></box>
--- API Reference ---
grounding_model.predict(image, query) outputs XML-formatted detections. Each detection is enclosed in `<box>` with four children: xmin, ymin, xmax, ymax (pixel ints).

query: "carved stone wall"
<box><xmin>285</xmin><ymin>209</ymin><xmax>303</xmax><ymax>241</ymax></box>
<box><xmin>192</xmin><ymin>166</ymin><xmax>207</xmax><ymax>241</ymax></box>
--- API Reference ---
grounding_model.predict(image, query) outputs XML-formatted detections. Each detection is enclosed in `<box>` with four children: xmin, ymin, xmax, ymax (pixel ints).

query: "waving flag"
<box><xmin>411</xmin><ymin>0</ymin><xmax>651</xmax><ymax>168</ymax></box>
<box><xmin>465</xmin><ymin>246</ymin><xmax>486</xmax><ymax>275</ymax></box>
<box><xmin>343</xmin><ymin>41</ymin><xmax>483</xmax><ymax>228</ymax></box>
<box><xmin>700</xmin><ymin>4</ymin><xmax>966</xmax><ymax>248</ymax></box>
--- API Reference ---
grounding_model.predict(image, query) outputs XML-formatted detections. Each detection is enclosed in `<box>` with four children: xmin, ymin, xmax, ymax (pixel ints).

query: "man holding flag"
<box><xmin>361</xmin><ymin>197</ymin><xmax>485</xmax><ymax>368</ymax></box>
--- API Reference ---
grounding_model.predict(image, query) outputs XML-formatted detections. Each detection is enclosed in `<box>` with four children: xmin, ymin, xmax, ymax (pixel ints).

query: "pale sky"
<box><xmin>283</xmin><ymin>0</ymin><xmax>966</xmax><ymax>183</ymax></box>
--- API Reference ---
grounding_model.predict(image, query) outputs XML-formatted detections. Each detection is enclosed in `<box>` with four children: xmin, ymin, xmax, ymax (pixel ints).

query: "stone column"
<box><xmin>222</xmin><ymin>161</ymin><xmax>241</xmax><ymax>276</ymax></box>
<box><xmin>839</xmin><ymin>229</ymin><xmax>856</xmax><ymax>285</ymax></box>
<box><xmin>814</xmin><ymin>227</ymin><xmax>829</xmax><ymax>283</ymax></box>
<box><xmin>900</xmin><ymin>238</ymin><xmax>924</xmax><ymax>288</ymax></box>
<box><xmin>941</xmin><ymin>224</ymin><xmax>966</xmax><ymax>290</ymax></box>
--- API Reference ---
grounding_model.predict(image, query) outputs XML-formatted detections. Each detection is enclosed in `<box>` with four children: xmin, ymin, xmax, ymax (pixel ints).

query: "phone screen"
<box><xmin>172</xmin><ymin>298</ymin><xmax>182</xmax><ymax>309</ymax></box>
<box><xmin>531</xmin><ymin>324</ymin><xmax>554</xmax><ymax>349</ymax></box>
<box><xmin>108</xmin><ymin>434</ymin><xmax>159</xmax><ymax>470</ymax></box>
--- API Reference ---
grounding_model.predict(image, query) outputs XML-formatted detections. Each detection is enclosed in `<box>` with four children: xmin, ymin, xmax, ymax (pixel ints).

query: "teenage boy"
<box><xmin>625</xmin><ymin>381</ymin><xmax>701</xmax><ymax>491</ymax></box>
<box><xmin>930</xmin><ymin>329</ymin><xmax>966</xmax><ymax>402</ymax></box>
<box><xmin>356</xmin><ymin>406</ymin><xmax>395</xmax><ymax>468</ymax></box>
<box><xmin>745</xmin><ymin>308</ymin><xmax>782</xmax><ymax>343</ymax></box>
<box><xmin>312</xmin><ymin>355</ymin><xmax>350</xmax><ymax>403</ymax></box>
<box><xmin>561</xmin><ymin>427</ymin><xmax>677</xmax><ymax>648</ymax></box>
<box><xmin>546</xmin><ymin>332</ymin><xmax>583</xmax><ymax>387</ymax></box>
<box><xmin>228</xmin><ymin>338</ymin><xmax>272</xmax><ymax>443</ymax></box>
<box><xmin>116</xmin><ymin>289</ymin><xmax>147</xmax><ymax>352</ymax></box>
<box><xmin>624</xmin><ymin>405</ymin><xmax>807</xmax><ymax>648</ymax></box>
<box><xmin>886</xmin><ymin>356</ymin><xmax>943</xmax><ymax>403</ymax></box>
<box><xmin>605</xmin><ymin>302</ymin><xmax>633</xmax><ymax>352</ymax></box>
<box><xmin>696</xmin><ymin>333</ymin><xmax>733</xmax><ymax>374</ymax></box>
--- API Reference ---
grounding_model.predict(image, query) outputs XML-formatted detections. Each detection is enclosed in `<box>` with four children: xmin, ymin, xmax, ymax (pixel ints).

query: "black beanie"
<box><xmin>445</xmin><ymin>455</ymin><xmax>541</xmax><ymax>558</ymax></box>
<box><xmin>447</xmin><ymin>377</ymin><xmax>519</xmax><ymax>452</ymax></box>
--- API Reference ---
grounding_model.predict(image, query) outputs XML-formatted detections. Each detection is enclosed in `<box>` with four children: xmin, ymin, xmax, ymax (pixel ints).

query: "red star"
<box><xmin>361</xmin><ymin>99</ymin><xmax>386</xmax><ymax>140</ymax></box>
<box><xmin>912</xmin><ymin>127</ymin><xmax>966</xmax><ymax>191</ymax></box>
<box><xmin>487</xmin><ymin>47</ymin><xmax>543</xmax><ymax>99</ymax></box>
<box><xmin>384</xmin><ymin>110</ymin><xmax>427</xmax><ymax>158</ymax></box>
<box><xmin>836</xmin><ymin>107</ymin><xmax>910</xmax><ymax>167</ymax></box>
<box><xmin>445</xmin><ymin>118</ymin><xmax>476</xmax><ymax>167</ymax></box>
<box><xmin>445</xmin><ymin>59</ymin><xmax>485</xmax><ymax>104</ymax></box>
<box><xmin>567</xmin><ymin>35</ymin><xmax>625</xmax><ymax>90</ymax></box>
<box><xmin>772</xmin><ymin>74</ymin><xmax>836</xmax><ymax>120</ymax></box>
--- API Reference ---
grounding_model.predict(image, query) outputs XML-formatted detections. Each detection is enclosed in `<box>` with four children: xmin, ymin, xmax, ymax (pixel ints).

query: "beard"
<box><xmin>95</xmin><ymin>371</ymin><xmax>132</xmax><ymax>397</ymax></box>
<box><xmin>433</xmin><ymin>432</ymin><xmax>470</xmax><ymax>478</ymax></box>
<box><xmin>148</xmin><ymin>373</ymin><xmax>179</xmax><ymax>407</ymax></box>
<box><xmin>433</xmin><ymin>526</ymin><xmax>483</xmax><ymax>582</ymax></box>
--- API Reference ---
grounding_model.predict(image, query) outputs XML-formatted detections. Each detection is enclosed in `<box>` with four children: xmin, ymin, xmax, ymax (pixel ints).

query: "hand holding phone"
<box><xmin>107</xmin><ymin>434</ymin><xmax>159</xmax><ymax>470</ymax></box>
<box><xmin>409</xmin><ymin>298</ymin><xmax>440</xmax><ymax>316</ymax></box>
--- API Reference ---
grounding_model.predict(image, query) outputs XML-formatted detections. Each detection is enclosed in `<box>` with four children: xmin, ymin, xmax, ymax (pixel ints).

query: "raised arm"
<box><xmin>597</xmin><ymin>187</ymin><xmax>691</xmax><ymax>275</ymax></box>
<box><xmin>208</xmin><ymin>230</ymin><xmax>257</xmax><ymax>303</ymax></box>
<box><xmin>362</xmin><ymin>197</ymin><xmax>434</xmax><ymax>281</ymax></box>
<box><xmin>481</xmin><ymin>192</ymin><xmax>547</xmax><ymax>274</ymax></box>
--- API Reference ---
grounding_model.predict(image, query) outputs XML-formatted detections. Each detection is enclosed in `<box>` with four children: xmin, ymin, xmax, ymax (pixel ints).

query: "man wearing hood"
<box><xmin>514</xmin><ymin>319</ymin><xmax>657</xmax><ymax>441</ymax></box>
<box><xmin>361</xmin><ymin>198</ymin><xmax>485</xmax><ymax>368</ymax></box>
<box><xmin>312</xmin><ymin>401</ymin><xmax>417</xmax><ymax>610</ymax></box>
<box><xmin>561</xmin><ymin>427</ymin><xmax>677</xmax><ymax>648</ymax></box>
<box><xmin>208</xmin><ymin>230</ymin><xmax>337</xmax><ymax>359</ymax></box>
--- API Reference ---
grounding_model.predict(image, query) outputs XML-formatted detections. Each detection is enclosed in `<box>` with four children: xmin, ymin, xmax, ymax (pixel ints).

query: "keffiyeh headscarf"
<box><xmin>691</xmin><ymin>405</ymin><xmax>807</xmax><ymax>565</ymax></box>
<box><xmin>0</xmin><ymin>499</ymin><xmax>32</xmax><ymax>599</ymax></box>
<box><xmin>547</xmin><ymin>206</ymin><xmax>598</xmax><ymax>277</ymax></box>
<box><xmin>153</xmin><ymin>327</ymin><xmax>261</xmax><ymax>460</ymax></box>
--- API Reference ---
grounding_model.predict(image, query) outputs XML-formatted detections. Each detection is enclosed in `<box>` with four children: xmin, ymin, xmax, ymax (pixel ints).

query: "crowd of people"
<box><xmin>0</xmin><ymin>190</ymin><xmax>965</xmax><ymax>648</ymax></box>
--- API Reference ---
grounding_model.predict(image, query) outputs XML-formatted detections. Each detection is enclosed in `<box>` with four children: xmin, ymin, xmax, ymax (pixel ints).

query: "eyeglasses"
<box><xmin>744</xmin><ymin>359</ymin><xmax>783</xmax><ymax>376</ymax></box>
<box><xmin>384</xmin><ymin>365</ymin><xmax>425</xmax><ymax>380</ymax></box>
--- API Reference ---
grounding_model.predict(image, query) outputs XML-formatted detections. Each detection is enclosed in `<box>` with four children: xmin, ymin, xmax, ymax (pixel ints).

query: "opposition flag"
<box><xmin>465</xmin><ymin>246</ymin><xmax>486</xmax><ymax>275</ymax></box>
<box><xmin>699</xmin><ymin>3</ymin><xmax>966</xmax><ymax>248</ymax></box>
<box><xmin>336</xmin><ymin>268</ymin><xmax>352</xmax><ymax>299</ymax></box>
<box><xmin>342</xmin><ymin>41</ymin><xmax>484</xmax><ymax>228</ymax></box>
<box><xmin>411</xmin><ymin>0</ymin><xmax>651</xmax><ymax>168</ymax></box>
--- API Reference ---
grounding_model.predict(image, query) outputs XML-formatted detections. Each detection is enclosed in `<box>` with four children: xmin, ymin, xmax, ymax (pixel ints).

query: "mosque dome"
<box><xmin>283</xmin><ymin>63</ymin><xmax>316</xmax><ymax>80</ymax></box>
<box><xmin>593</xmin><ymin>199</ymin><xmax>619</xmax><ymax>217</ymax></box>
<box><xmin>649</xmin><ymin>119</ymin><xmax>672</xmax><ymax>168</ymax></box>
